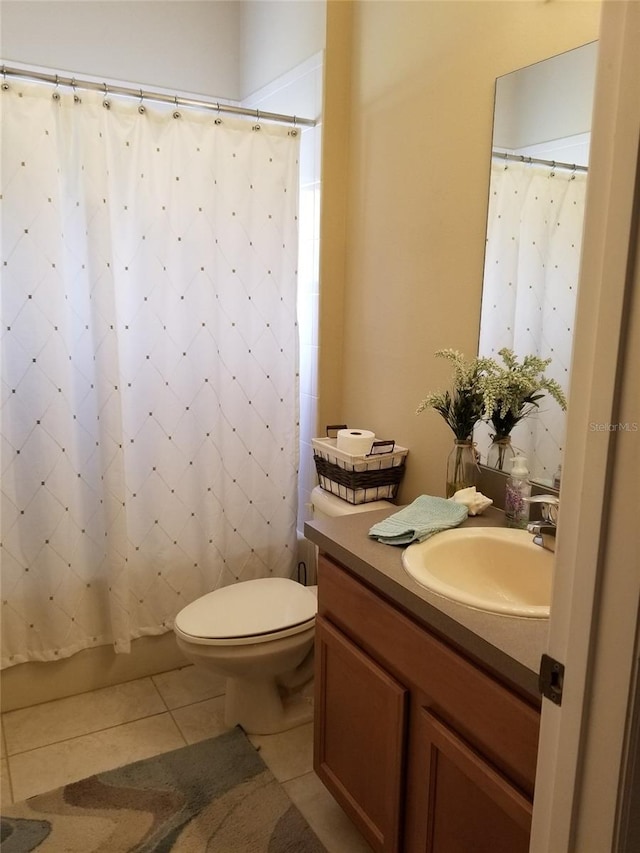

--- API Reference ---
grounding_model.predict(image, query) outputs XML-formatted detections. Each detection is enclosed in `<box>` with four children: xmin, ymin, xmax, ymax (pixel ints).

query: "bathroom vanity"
<box><xmin>304</xmin><ymin>508</ymin><xmax>547</xmax><ymax>853</ymax></box>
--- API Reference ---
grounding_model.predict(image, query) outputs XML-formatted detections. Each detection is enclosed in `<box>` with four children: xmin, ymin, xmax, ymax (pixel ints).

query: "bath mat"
<box><xmin>0</xmin><ymin>726</ymin><xmax>327</xmax><ymax>852</ymax></box>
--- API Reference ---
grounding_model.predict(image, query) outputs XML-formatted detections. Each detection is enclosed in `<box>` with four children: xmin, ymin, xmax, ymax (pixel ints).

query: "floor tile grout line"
<box><xmin>149</xmin><ymin>673</ymin><xmax>172</xmax><ymax>713</ymax></box>
<box><xmin>1</xmin><ymin>672</ymin><xmax>178</xmax><ymax>718</ymax></box>
<box><xmin>3</xmin><ymin>689</ymin><xmax>227</xmax><ymax>757</ymax></box>
<box><xmin>281</xmin><ymin>768</ymin><xmax>317</xmax><ymax>785</ymax></box>
<box><xmin>1</xmin><ymin>669</ymin><xmax>204</xmax><ymax>757</ymax></box>
<box><xmin>1</xmin><ymin>666</ymin><xmax>218</xmax><ymax>722</ymax></box>
<box><xmin>3</xmin><ymin>755</ymin><xmax>15</xmax><ymax>806</ymax></box>
<box><xmin>168</xmin><ymin>706</ymin><xmax>190</xmax><ymax>747</ymax></box>
<box><xmin>1</xmin><ymin>717</ymin><xmax>7</xmax><ymax>761</ymax></box>
<box><xmin>3</xmin><ymin>709</ymin><xmax>182</xmax><ymax>759</ymax></box>
<box><xmin>170</xmin><ymin>691</ymin><xmax>226</xmax><ymax>712</ymax></box>
<box><xmin>151</xmin><ymin>687</ymin><xmax>227</xmax><ymax>714</ymax></box>
<box><xmin>1</xmin><ymin>675</ymin><xmax>172</xmax><ymax>731</ymax></box>
<box><xmin>1</xmin><ymin>717</ymin><xmax>15</xmax><ymax>805</ymax></box>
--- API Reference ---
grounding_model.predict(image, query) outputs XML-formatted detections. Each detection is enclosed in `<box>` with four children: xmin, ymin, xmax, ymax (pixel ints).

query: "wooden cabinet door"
<box><xmin>411</xmin><ymin>707</ymin><xmax>532</xmax><ymax>853</ymax></box>
<box><xmin>314</xmin><ymin>615</ymin><xmax>408</xmax><ymax>853</ymax></box>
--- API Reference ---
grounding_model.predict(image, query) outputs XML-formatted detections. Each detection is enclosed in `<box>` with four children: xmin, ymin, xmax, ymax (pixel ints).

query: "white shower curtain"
<box><xmin>478</xmin><ymin>159</ymin><xmax>587</xmax><ymax>480</ymax></box>
<box><xmin>1</xmin><ymin>79</ymin><xmax>301</xmax><ymax>667</ymax></box>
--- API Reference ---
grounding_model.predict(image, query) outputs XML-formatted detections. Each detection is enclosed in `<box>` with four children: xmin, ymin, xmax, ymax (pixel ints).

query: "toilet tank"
<box><xmin>310</xmin><ymin>485</ymin><xmax>392</xmax><ymax>521</ymax></box>
<box><xmin>298</xmin><ymin>487</ymin><xmax>392</xmax><ymax>587</ymax></box>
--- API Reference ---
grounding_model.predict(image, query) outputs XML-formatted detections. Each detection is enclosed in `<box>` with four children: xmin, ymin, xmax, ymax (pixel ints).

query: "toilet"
<box><xmin>173</xmin><ymin>486</ymin><xmax>392</xmax><ymax>735</ymax></box>
<box><xmin>174</xmin><ymin>577</ymin><xmax>317</xmax><ymax>735</ymax></box>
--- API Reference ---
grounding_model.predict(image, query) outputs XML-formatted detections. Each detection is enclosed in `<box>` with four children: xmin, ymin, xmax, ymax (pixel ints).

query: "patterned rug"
<box><xmin>0</xmin><ymin>727</ymin><xmax>327</xmax><ymax>852</ymax></box>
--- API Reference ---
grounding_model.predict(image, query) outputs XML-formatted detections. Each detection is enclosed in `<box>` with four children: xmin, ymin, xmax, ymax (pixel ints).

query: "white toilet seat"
<box><xmin>174</xmin><ymin>577</ymin><xmax>317</xmax><ymax>647</ymax></box>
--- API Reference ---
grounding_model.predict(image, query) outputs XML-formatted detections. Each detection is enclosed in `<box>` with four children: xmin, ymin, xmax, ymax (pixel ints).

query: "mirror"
<box><xmin>477</xmin><ymin>42</ymin><xmax>598</xmax><ymax>486</ymax></box>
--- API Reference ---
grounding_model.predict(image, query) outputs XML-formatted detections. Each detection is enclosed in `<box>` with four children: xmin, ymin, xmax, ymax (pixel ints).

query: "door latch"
<box><xmin>539</xmin><ymin>653</ymin><xmax>565</xmax><ymax>705</ymax></box>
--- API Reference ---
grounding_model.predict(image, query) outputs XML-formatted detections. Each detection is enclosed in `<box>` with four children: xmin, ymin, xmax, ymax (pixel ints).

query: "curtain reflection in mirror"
<box><xmin>477</xmin><ymin>158</ymin><xmax>587</xmax><ymax>482</ymax></box>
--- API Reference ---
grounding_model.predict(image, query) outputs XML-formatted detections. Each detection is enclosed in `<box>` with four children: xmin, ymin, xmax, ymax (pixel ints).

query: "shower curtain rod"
<box><xmin>492</xmin><ymin>150</ymin><xmax>588</xmax><ymax>174</ymax></box>
<box><xmin>0</xmin><ymin>64</ymin><xmax>316</xmax><ymax>128</ymax></box>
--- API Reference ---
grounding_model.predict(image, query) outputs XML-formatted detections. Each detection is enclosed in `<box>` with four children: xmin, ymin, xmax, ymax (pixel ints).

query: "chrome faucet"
<box><xmin>526</xmin><ymin>495</ymin><xmax>559</xmax><ymax>553</ymax></box>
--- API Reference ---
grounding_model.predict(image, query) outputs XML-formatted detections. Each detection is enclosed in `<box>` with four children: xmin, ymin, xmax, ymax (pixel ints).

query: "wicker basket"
<box><xmin>312</xmin><ymin>434</ymin><xmax>408</xmax><ymax>505</ymax></box>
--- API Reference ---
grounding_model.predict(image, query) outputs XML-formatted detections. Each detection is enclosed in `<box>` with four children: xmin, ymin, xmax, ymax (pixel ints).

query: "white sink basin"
<box><xmin>401</xmin><ymin>527</ymin><xmax>552</xmax><ymax>618</ymax></box>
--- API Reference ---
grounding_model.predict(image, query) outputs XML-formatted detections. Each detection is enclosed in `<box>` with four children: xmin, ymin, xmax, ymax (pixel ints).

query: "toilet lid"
<box><xmin>174</xmin><ymin>577</ymin><xmax>317</xmax><ymax>642</ymax></box>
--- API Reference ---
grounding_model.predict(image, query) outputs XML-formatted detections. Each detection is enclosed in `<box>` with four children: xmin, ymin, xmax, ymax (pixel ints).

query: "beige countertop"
<box><xmin>304</xmin><ymin>505</ymin><xmax>548</xmax><ymax>704</ymax></box>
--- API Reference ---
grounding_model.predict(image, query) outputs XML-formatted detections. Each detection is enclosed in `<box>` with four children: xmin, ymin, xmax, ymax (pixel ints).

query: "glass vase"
<box><xmin>486</xmin><ymin>436</ymin><xmax>517</xmax><ymax>472</ymax></box>
<box><xmin>446</xmin><ymin>440</ymin><xmax>479</xmax><ymax>498</ymax></box>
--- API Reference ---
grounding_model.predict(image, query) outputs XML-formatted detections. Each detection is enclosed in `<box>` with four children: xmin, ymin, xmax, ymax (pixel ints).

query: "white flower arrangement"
<box><xmin>416</xmin><ymin>349</ymin><xmax>495</xmax><ymax>441</ymax></box>
<box><xmin>417</xmin><ymin>348</ymin><xmax>567</xmax><ymax>441</ymax></box>
<box><xmin>478</xmin><ymin>348</ymin><xmax>568</xmax><ymax>440</ymax></box>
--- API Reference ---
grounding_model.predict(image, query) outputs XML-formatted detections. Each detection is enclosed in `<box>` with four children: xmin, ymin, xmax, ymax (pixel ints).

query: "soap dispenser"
<box><xmin>505</xmin><ymin>455</ymin><xmax>531</xmax><ymax>529</ymax></box>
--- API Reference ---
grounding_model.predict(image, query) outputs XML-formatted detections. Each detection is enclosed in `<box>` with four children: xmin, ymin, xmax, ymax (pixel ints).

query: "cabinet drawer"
<box><xmin>318</xmin><ymin>554</ymin><xmax>540</xmax><ymax>796</ymax></box>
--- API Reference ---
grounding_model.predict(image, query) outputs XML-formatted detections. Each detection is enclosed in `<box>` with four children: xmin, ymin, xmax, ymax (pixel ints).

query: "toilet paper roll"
<box><xmin>337</xmin><ymin>428</ymin><xmax>376</xmax><ymax>456</ymax></box>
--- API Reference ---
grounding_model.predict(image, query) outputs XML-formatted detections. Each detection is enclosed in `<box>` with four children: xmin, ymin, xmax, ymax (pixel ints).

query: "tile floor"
<box><xmin>0</xmin><ymin>665</ymin><xmax>372</xmax><ymax>852</ymax></box>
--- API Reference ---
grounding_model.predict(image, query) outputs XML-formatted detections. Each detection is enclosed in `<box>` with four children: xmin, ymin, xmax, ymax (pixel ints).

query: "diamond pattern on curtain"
<box><xmin>478</xmin><ymin>160</ymin><xmax>586</xmax><ymax>480</ymax></box>
<box><xmin>1</xmin><ymin>80</ymin><xmax>300</xmax><ymax>667</ymax></box>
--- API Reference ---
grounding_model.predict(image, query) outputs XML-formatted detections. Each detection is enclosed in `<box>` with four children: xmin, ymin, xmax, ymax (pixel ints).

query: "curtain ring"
<box><xmin>138</xmin><ymin>89</ymin><xmax>145</xmax><ymax>114</ymax></box>
<box><xmin>102</xmin><ymin>82</ymin><xmax>110</xmax><ymax>109</ymax></box>
<box><xmin>253</xmin><ymin>108</ymin><xmax>261</xmax><ymax>131</ymax></box>
<box><xmin>52</xmin><ymin>74</ymin><xmax>61</xmax><ymax>101</ymax></box>
<box><xmin>1</xmin><ymin>66</ymin><xmax>8</xmax><ymax>92</ymax></box>
<box><xmin>72</xmin><ymin>77</ymin><xmax>81</xmax><ymax>104</ymax></box>
<box><xmin>173</xmin><ymin>95</ymin><xmax>181</xmax><ymax>119</ymax></box>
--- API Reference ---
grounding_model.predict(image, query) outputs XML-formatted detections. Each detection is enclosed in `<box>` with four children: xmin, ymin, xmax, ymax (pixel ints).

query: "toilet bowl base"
<box><xmin>224</xmin><ymin>675</ymin><xmax>314</xmax><ymax>735</ymax></box>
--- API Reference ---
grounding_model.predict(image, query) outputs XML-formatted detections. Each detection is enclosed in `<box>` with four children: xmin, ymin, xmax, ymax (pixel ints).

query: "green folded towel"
<box><xmin>368</xmin><ymin>495</ymin><xmax>468</xmax><ymax>546</ymax></box>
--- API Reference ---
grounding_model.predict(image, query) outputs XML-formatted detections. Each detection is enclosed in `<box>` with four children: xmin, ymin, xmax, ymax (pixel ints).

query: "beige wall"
<box><xmin>318</xmin><ymin>1</ymin><xmax>354</xmax><ymax>438</ymax></box>
<box><xmin>321</xmin><ymin>0</ymin><xmax>601</xmax><ymax>501</ymax></box>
